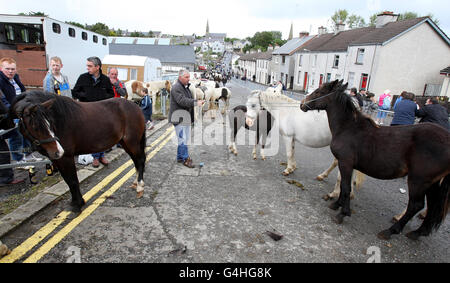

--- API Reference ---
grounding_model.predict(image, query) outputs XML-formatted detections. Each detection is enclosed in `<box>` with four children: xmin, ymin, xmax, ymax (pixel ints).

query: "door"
<box><xmin>303</xmin><ymin>72</ymin><xmax>308</xmax><ymax>91</ymax></box>
<box><xmin>289</xmin><ymin>76</ymin><xmax>294</xmax><ymax>89</ymax></box>
<box><xmin>360</xmin><ymin>73</ymin><xmax>368</xmax><ymax>90</ymax></box>
<box><xmin>319</xmin><ymin>74</ymin><xmax>324</xmax><ymax>87</ymax></box>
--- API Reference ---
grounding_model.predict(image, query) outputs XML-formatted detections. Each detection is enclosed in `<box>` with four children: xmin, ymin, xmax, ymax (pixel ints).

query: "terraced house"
<box><xmin>294</xmin><ymin>12</ymin><xmax>450</xmax><ymax>98</ymax></box>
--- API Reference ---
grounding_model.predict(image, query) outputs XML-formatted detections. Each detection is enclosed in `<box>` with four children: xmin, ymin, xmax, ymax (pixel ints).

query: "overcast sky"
<box><xmin>2</xmin><ymin>0</ymin><xmax>449</xmax><ymax>39</ymax></box>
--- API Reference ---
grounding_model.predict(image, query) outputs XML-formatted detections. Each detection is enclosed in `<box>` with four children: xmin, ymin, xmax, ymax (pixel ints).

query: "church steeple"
<box><xmin>206</xmin><ymin>19</ymin><xmax>210</xmax><ymax>36</ymax></box>
<box><xmin>288</xmin><ymin>22</ymin><xmax>293</xmax><ymax>40</ymax></box>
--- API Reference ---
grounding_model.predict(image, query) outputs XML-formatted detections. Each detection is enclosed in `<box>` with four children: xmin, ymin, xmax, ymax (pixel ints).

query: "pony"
<box><xmin>245</xmin><ymin>90</ymin><xmax>365</xmax><ymax>199</ymax></box>
<box><xmin>125</xmin><ymin>80</ymin><xmax>172</xmax><ymax>113</ymax></box>
<box><xmin>203</xmin><ymin>86</ymin><xmax>231</xmax><ymax>118</ymax></box>
<box><xmin>228</xmin><ymin>105</ymin><xmax>274</xmax><ymax>160</ymax></box>
<box><xmin>9</xmin><ymin>90</ymin><xmax>147</xmax><ymax>212</ymax></box>
<box><xmin>125</xmin><ymin>80</ymin><xmax>147</xmax><ymax>104</ymax></box>
<box><xmin>300</xmin><ymin>80</ymin><xmax>450</xmax><ymax>240</ymax></box>
<box><xmin>188</xmin><ymin>83</ymin><xmax>205</xmax><ymax>122</ymax></box>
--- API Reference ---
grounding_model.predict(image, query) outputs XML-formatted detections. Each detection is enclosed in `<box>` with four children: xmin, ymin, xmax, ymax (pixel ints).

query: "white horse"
<box><xmin>203</xmin><ymin>86</ymin><xmax>231</xmax><ymax>118</ymax></box>
<box><xmin>245</xmin><ymin>90</ymin><xmax>365</xmax><ymax>199</ymax></box>
<box><xmin>266</xmin><ymin>83</ymin><xmax>282</xmax><ymax>95</ymax></box>
<box><xmin>188</xmin><ymin>83</ymin><xmax>205</xmax><ymax>122</ymax></box>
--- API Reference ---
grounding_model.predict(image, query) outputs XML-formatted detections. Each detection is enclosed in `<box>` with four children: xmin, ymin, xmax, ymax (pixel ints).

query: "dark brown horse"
<box><xmin>300</xmin><ymin>80</ymin><xmax>450</xmax><ymax>240</ymax></box>
<box><xmin>9</xmin><ymin>91</ymin><xmax>147</xmax><ymax>212</ymax></box>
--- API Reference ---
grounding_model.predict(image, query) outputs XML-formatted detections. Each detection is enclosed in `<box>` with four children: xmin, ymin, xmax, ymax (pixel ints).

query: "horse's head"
<box><xmin>165</xmin><ymin>80</ymin><xmax>172</xmax><ymax>93</ymax></box>
<box><xmin>245</xmin><ymin>90</ymin><xmax>262</xmax><ymax>127</ymax></box>
<box><xmin>16</xmin><ymin>99</ymin><xmax>64</xmax><ymax>160</ymax></box>
<box><xmin>300</xmin><ymin>80</ymin><xmax>347</xmax><ymax>112</ymax></box>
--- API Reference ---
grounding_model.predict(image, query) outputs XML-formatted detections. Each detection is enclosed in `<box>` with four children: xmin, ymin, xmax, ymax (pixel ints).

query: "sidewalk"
<box><xmin>0</xmin><ymin>119</ymin><xmax>169</xmax><ymax>238</ymax></box>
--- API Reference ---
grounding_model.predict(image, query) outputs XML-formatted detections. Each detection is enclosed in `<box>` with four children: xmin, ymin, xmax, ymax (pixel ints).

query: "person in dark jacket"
<box><xmin>72</xmin><ymin>57</ymin><xmax>114</xmax><ymax>167</ymax></box>
<box><xmin>0</xmin><ymin>57</ymin><xmax>42</xmax><ymax>163</ymax></box>
<box><xmin>168</xmin><ymin>69</ymin><xmax>204</xmax><ymax>168</ymax></box>
<box><xmin>416</xmin><ymin>98</ymin><xmax>450</xmax><ymax>131</ymax></box>
<box><xmin>390</xmin><ymin>92</ymin><xmax>418</xmax><ymax>126</ymax></box>
<box><xmin>350</xmin><ymin>88</ymin><xmax>364</xmax><ymax>108</ymax></box>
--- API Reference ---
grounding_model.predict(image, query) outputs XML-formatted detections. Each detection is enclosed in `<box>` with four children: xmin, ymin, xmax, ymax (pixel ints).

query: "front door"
<box><xmin>319</xmin><ymin>74</ymin><xmax>324</xmax><ymax>87</ymax></box>
<box><xmin>303</xmin><ymin>72</ymin><xmax>308</xmax><ymax>91</ymax></box>
<box><xmin>360</xmin><ymin>74</ymin><xmax>368</xmax><ymax>90</ymax></box>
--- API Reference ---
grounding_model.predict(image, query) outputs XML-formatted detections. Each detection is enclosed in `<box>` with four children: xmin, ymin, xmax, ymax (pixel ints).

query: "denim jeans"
<box><xmin>174</xmin><ymin>124</ymin><xmax>190</xmax><ymax>162</ymax></box>
<box><xmin>8</xmin><ymin>129</ymin><xmax>32</xmax><ymax>161</ymax></box>
<box><xmin>92</xmin><ymin>152</ymin><xmax>105</xmax><ymax>159</ymax></box>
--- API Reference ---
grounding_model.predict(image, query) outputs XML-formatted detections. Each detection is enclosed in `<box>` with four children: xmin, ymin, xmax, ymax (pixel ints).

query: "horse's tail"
<box><xmin>426</xmin><ymin>174</ymin><xmax>450</xmax><ymax>232</ymax></box>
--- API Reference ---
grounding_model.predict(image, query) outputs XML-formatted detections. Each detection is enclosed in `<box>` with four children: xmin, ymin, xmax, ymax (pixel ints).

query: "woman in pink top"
<box><xmin>376</xmin><ymin>89</ymin><xmax>391</xmax><ymax>125</ymax></box>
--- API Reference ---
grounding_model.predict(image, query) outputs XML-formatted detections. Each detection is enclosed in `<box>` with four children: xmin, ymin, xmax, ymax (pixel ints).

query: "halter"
<box><xmin>301</xmin><ymin>91</ymin><xmax>337</xmax><ymax>110</ymax></box>
<box><xmin>19</xmin><ymin>118</ymin><xmax>60</xmax><ymax>146</ymax></box>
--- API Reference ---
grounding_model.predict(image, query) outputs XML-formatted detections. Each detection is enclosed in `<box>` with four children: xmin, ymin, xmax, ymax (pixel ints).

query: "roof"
<box><xmin>440</xmin><ymin>66</ymin><xmax>450</xmax><ymax>75</ymax></box>
<box><xmin>300</xmin><ymin>17</ymin><xmax>450</xmax><ymax>53</ymax></box>
<box><xmin>272</xmin><ymin>36</ymin><xmax>314</xmax><ymax>55</ymax></box>
<box><xmin>102</xmin><ymin>54</ymin><xmax>157</xmax><ymax>66</ymax></box>
<box><xmin>239</xmin><ymin>50</ymin><xmax>272</xmax><ymax>61</ymax></box>
<box><xmin>109</xmin><ymin>44</ymin><xmax>196</xmax><ymax>64</ymax></box>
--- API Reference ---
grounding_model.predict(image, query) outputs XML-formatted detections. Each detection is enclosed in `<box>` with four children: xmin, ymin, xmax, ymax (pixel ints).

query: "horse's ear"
<box><xmin>41</xmin><ymin>99</ymin><xmax>56</xmax><ymax>110</ymax></box>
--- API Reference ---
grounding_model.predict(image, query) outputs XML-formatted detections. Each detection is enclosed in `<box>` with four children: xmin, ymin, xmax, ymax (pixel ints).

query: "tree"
<box><xmin>331</xmin><ymin>9</ymin><xmax>348</xmax><ymax>26</ymax></box>
<box><xmin>243</xmin><ymin>31</ymin><xmax>286</xmax><ymax>53</ymax></box>
<box><xmin>65</xmin><ymin>21</ymin><xmax>85</xmax><ymax>29</ymax></box>
<box><xmin>369</xmin><ymin>11</ymin><xmax>440</xmax><ymax>26</ymax></box>
<box><xmin>347</xmin><ymin>14</ymin><xmax>366</xmax><ymax>29</ymax></box>
<box><xmin>18</xmin><ymin>11</ymin><xmax>48</xmax><ymax>16</ymax></box>
<box><xmin>130</xmin><ymin>31</ymin><xmax>144</xmax><ymax>37</ymax></box>
<box><xmin>87</xmin><ymin>22</ymin><xmax>110</xmax><ymax>36</ymax></box>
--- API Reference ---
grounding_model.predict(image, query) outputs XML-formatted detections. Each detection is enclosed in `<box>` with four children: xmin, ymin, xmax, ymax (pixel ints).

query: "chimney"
<box><xmin>299</xmin><ymin>31</ymin><xmax>309</xmax><ymax>38</ymax></box>
<box><xmin>335</xmin><ymin>22</ymin><xmax>345</xmax><ymax>35</ymax></box>
<box><xmin>376</xmin><ymin>11</ymin><xmax>399</xmax><ymax>28</ymax></box>
<box><xmin>267</xmin><ymin>44</ymin><xmax>274</xmax><ymax>51</ymax></box>
<box><xmin>318</xmin><ymin>26</ymin><xmax>327</xmax><ymax>35</ymax></box>
<box><xmin>257</xmin><ymin>48</ymin><xmax>261</xmax><ymax>53</ymax></box>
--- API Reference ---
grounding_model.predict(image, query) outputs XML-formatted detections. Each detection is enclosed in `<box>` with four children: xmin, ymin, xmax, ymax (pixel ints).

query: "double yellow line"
<box><xmin>1</xmin><ymin>127</ymin><xmax>175</xmax><ymax>263</ymax></box>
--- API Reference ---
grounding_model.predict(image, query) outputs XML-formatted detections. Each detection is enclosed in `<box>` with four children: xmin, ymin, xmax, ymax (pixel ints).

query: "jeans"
<box><xmin>8</xmin><ymin>129</ymin><xmax>32</xmax><ymax>161</ymax></box>
<box><xmin>174</xmin><ymin>124</ymin><xmax>190</xmax><ymax>162</ymax></box>
<box><xmin>92</xmin><ymin>152</ymin><xmax>105</xmax><ymax>159</ymax></box>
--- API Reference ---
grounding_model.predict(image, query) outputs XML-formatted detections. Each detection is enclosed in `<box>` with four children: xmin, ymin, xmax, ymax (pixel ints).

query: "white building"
<box><xmin>0</xmin><ymin>14</ymin><xmax>109</xmax><ymax>87</ymax></box>
<box><xmin>294</xmin><ymin>12</ymin><xmax>450</xmax><ymax>97</ymax></box>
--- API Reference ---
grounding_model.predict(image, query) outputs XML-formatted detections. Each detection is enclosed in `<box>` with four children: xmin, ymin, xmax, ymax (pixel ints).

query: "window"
<box><xmin>298</xmin><ymin>55</ymin><xmax>303</xmax><ymax>67</ymax></box>
<box><xmin>5</xmin><ymin>25</ymin><xmax>14</xmax><ymax>41</ymax></box>
<box><xmin>312</xmin><ymin>55</ymin><xmax>317</xmax><ymax>67</ymax></box>
<box><xmin>52</xmin><ymin>23</ymin><xmax>61</xmax><ymax>34</ymax></box>
<box><xmin>356</xmin><ymin>48</ymin><xmax>365</xmax><ymax>64</ymax></box>
<box><xmin>102</xmin><ymin>38</ymin><xmax>107</xmax><ymax>45</ymax></box>
<box><xmin>311</xmin><ymin>72</ymin><xmax>315</xmax><ymax>87</ymax></box>
<box><xmin>82</xmin><ymin>32</ymin><xmax>88</xmax><ymax>40</ymax></box>
<box><xmin>93</xmin><ymin>35</ymin><xmax>98</xmax><ymax>43</ymax></box>
<box><xmin>20</xmin><ymin>29</ymin><xmax>29</xmax><ymax>42</ymax></box>
<box><xmin>130</xmin><ymin>68</ymin><xmax>137</xmax><ymax>80</ymax></box>
<box><xmin>282</xmin><ymin>56</ymin><xmax>286</xmax><ymax>64</ymax></box>
<box><xmin>68</xmin><ymin>28</ymin><xmax>75</xmax><ymax>37</ymax></box>
<box><xmin>297</xmin><ymin>71</ymin><xmax>302</xmax><ymax>84</ymax></box>
<box><xmin>348</xmin><ymin>72</ymin><xmax>355</xmax><ymax>88</ymax></box>
<box><xmin>335</xmin><ymin>74</ymin><xmax>341</xmax><ymax>80</ymax></box>
<box><xmin>333</xmin><ymin>55</ymin><xmax>340</xmax><ymax>68</ymax></box>
<box><xmin>326</xmin><ymin>73</ymin><xmax>331</xmax><ymax>82</ymax></box>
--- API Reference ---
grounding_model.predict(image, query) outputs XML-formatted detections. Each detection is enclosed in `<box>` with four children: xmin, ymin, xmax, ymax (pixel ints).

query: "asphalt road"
<box><xmin>0</xmin><ymin>79</ymin><xmax>448</xmax><ymax>263</ymax></box>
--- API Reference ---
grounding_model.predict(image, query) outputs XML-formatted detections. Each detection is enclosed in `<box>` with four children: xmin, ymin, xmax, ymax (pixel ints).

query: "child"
<box><xmin>140</xmin><ymin>88</ymin><xmax>154</xmax><ymax>130</ymax></box>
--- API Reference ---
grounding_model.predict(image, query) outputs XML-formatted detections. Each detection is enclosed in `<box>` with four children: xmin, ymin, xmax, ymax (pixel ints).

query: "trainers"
<box><xmin>92</xmin><ymin>158</ymin><xmax>100</xmax><ymax>168</ymax></box>
<box><xmin>12</xmin><ymin>159</ymin><xmax>31</xmax><ymax>170</ymax></box>
<box><xmin>99</xmin><ymin>157</ymin><xmax>109</xmax><ymax>166</ymax></box>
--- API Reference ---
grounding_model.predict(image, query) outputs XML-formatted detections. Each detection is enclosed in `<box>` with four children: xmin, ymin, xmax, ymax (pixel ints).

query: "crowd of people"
<box><xmin>0</xmin><ymin>56</ymin><xmax>155</xmax><ymax>186</ymax></box>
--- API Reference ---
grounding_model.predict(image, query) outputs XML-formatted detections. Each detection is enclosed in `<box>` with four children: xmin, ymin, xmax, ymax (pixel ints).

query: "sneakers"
<box><xmin>92</xmin><ymin>157</ymin><xmax>109</xmax><ymax>168</ymax></box>
<box><xmin>147</xmin><ymin>121</ymin><xmax>154</xmax><ymax>130</ymax></box>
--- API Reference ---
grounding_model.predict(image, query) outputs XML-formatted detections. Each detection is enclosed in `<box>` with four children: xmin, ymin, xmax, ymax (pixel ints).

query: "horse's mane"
<box><xmin>13</xmin><ymin>90</ymin><xmax>82</xmax><ymax>132</ymax></box>
<box><xmin>256</xmin><ymin>90</ymin><xmax>300</xmax><ymax>107</ymax></box>
<box><xmin>333</xmin><ymin>88</ymin><xmax>379</xmax><ymax>127</ymax></box>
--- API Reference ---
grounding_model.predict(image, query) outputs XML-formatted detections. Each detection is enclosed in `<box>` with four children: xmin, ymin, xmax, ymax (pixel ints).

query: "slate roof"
<box><xmin>440</xmin><ymin>66</ymin><xmax>450</xmax><ymax>75</ymax></box>
<box><xmin>272</xmin><ymin>35</ymin><xmax>314</xmax><ymax>55</ymax></box>
<box><xmin>239</xmin><ymin>50</ymin><xmax>273</xmax><ymax>61</ymax></box>
<box><xmin>299</xmin><ymin>17</ymin><xmax>449</xmax><ymax>53</ymax></box>
<box><xmin>109</xmin><ymin>44</ymin><xmax>196</xmax><ymax>64</ymax></box>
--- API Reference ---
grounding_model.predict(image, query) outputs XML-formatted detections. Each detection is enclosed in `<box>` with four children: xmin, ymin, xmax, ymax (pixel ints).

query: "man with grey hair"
<box><xmin>168</xmin><ymin>69</ymin><xmax>204</xmax><ymax>168</ymax></box>
<box><xmin>72</xmin><ymin>56</ymin><xmax>115</xmax><ymax>167</ymax></box>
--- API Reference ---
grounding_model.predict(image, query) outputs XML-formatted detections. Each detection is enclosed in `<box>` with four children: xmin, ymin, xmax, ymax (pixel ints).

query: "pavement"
<box><xmin>0</xmin><ymin>119</ymin><xmax>169</xmax><ymax>238</ymax></box>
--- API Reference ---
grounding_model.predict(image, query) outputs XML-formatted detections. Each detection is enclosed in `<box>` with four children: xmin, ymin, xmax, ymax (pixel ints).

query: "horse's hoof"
<box><xmin>322</xmin><ymin>194</ymin><xmax>332</xmax><ymax>201</ymax></box>
<box><xmin>282</xmin><ymin>171</ymin><xmax>290</xmax><ymax>176</ymax></box>
<box><xmin>130</xmin><ymin>183</ymin><xmax>137</xmax><ymax>190</ymax></box>
<box><xmin>328</xmin><ymin>201</ymin><xmax>340</xmax><ymax>210</ymax></box>
<box><xmin>261</xmin><ymin>157</ymin><xmax>266</xmax><ymax>161</ymax></box>
<box><xmin>377</xmin><ymin>230</ymin><xmax>392</xmax><ymax>240</ymax></box>
<box><xmin>136</xmin><ymin>191</ymin><xmax>144</xmax><ymax>199</ymax></box>
<box><xmin>316</xmin><ymin>175</ymin><xmax>324</xmax><ymax>181</ymax></box>
<box><xmin>391</xmin><ymin>217</ymin><xmax>400</xmax><ymax>224</ymax></box>
<box><xmin>333</xmin><ymin>213</ymin><xmax>344</xmax><ymax>224</ymax></box>
<box><xmin>405</xmin><ymin>231</ymin><xmax>421</xmax><ymax>241</ymax></box>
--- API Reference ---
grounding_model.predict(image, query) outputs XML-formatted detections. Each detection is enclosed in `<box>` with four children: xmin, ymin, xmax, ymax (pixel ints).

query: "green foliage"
<box><xmin>243</xmin><ymin>31</ymin><xmax>286</xmax><ymax>53</ymax></box>
<box><xmin>347</xmin><ymin>14</ymin><xmax>366</xmax><ymax>29</ymax></box>
<box><xmin>331</xmin><ymin>9</ymin><xmax>349</xmax><ymax>25</ymax></box>
<box><xmin>18</xmin><ymin>11</ymin><xmax>47</xmax><ymax>16</ymax></box>
<box><xmin>369</xmin><ymin>11</ymin><xmax>439</xmax><ymax>26</ymax></box>
<box><xmin>65</xmin><ymin>21</ymin><xmax>85</xmax><ymax>29</ymax></box>
<box><xmin>88</xmin><ymin>22</ymin><xmax>110</xmax><ymax>36</ymax></box>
